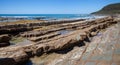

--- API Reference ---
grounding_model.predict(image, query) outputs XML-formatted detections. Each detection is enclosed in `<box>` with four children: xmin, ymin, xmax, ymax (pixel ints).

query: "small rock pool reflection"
<box><xmin>58</xmin><ymin>30</ymin><xmax>72</xmax><ymax>35</ymax></box>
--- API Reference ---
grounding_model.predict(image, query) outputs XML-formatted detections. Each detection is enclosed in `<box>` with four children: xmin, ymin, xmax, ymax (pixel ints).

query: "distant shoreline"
<box><xmin>0</xmin><ymin>14</ymin><xmax>105</xmax><ymax>23</ymax></box>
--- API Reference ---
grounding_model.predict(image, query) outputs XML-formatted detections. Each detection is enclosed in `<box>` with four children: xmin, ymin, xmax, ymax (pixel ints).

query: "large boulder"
<box><xmin>0</xmin><ymin>48</ymin><xmax>29</xmax><ymax>65</ymax></box>
<box><xmin>0</xmin><ymin>34</ymin><xmax>11</xmax><ymax>47</ymax></box>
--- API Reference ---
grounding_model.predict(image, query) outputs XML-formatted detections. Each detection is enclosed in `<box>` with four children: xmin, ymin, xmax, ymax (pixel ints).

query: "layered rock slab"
<box><xmin>0</xmin><ymin>16</ymin><xmax>118</xmax><ymax>65</ymax></box>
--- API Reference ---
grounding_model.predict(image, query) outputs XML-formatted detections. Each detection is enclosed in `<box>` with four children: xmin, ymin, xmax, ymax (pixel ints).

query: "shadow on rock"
<box><xmin>22</xmin><ymin>60</ymin><xmax>33</xmax><ymax>65</ymax></box>
<box><xmin>0</xmin><ymin>58</ymin><xmax>16</xmax><ymax>65</ymax></box>
<box><xmin>54</xmin><ymin>41</ymin><xmax>86</xmax><ymax>54</ymax></box>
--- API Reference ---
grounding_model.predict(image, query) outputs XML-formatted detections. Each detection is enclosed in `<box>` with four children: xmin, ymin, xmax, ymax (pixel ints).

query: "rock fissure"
<box><xmin>0</xmin><ymin>16</ymin><xmax>119</xmax><ymax>65</ymax></box>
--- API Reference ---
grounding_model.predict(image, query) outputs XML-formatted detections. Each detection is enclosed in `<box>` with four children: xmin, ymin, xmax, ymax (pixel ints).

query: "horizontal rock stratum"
<box><xmin>0</xmin><ymin>16</ymin><xmax>118</xmax><ymax>65</ymax></box>
<box><xmin>0</xmin><ymin>19</ymin><xmax>85</xmax><ymax>34</ymax></box>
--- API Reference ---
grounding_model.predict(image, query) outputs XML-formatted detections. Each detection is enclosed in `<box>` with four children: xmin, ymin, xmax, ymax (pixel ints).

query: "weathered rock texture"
<box><xmin>31</xmin><ymin>21</ymin><xmax>120</xmax><ymax>65</ymax></box>
<box><xmin>0</xmin><ymin>34</ymin><xmax>11</xmax><ymax>47</ymax></box>
<box><xmin>0</xmin><ymin>16</ymin><xmax>118</xmax><ymax>65</ymax></box>
<box><xmin>0</xmin><ymin>19</ymin><xmax>85</xmax><ymax>34</ymax></box>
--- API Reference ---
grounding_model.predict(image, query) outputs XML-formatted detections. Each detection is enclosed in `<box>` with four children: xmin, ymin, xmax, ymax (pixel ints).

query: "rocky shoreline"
<box><xmin>0</xmin><ymin>19</ymin><xmax>85</xmax><ymax>34</ymax></box>
<box><xmin>0</xmin><ymin>16</ymin><xmax>119</xmax><ymax>65</ymax></box>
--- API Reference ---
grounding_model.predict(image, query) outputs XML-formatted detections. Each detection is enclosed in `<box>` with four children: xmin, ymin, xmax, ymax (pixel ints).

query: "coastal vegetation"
<box><xmin>10</xmin><ymin>37</ymin><xmax>26</xmax><ymax>44</ymax></box>
<box><xmin>92</xmin><ymin>3</ymin><xmax>120</xmax><ymax>14</ymax></box>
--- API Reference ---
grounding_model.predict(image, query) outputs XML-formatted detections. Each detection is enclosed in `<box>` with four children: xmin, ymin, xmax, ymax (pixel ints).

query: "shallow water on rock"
<box><xmin>10</xmin><ymin>37</ymin><xmax>34</xmax><ymax>46</ymax></box>
<box><xmin>58</xmin><ymin>30</ymin><xmax>72</xmax><ymax>35</ymax></box>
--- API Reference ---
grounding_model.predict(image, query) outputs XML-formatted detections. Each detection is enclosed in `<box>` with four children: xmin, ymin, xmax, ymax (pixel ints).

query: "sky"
<box><xmin>0</xmin><ymin>0</ymin><xmax>120</xmax><ymax>14</ymax></box>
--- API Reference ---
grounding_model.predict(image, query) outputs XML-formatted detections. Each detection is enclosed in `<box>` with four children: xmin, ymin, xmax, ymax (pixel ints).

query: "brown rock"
<box><xmin>0</xmin><ymin>34</ymin><xmax>11</xmax><ymax>47</ymax></box>
<box><xmin>0</xmin><ymin>34</ymin><xmax>11</xmax><ymax>43</ymax></box>
<box><xmin>0</xmin><ymin>16</ymin><xmax>117</xmax><ymax>65</ymax></box>
<box><xmin>0</xmin><ymin>42</ymin><xmax>10</xmax><ymax>47</ymax></box>
<box><xmin>0</xmin><ymin>58</ymin><xmax>16</xmax><ymax>65</ymax></box>
<box><xmin>91</xmin><ymin>32</ymin><xmax>98</xmax><ymax>36</ymax></box>
<box><xmin>0</xmin><ymin>48</ymin><xmax>28</xmax><ymax>65</ymax></box>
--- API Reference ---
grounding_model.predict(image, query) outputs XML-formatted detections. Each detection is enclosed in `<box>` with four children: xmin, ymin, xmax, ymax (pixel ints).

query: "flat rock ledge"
<box><xmin>0</xmin><ymin>16</ymin><xmax>118</xmax><ymax>65</ymax></box>
<box><xmin>0</xmin><ymin>19</ymin><xmax>85</xmax><ymax>34</ymax></box>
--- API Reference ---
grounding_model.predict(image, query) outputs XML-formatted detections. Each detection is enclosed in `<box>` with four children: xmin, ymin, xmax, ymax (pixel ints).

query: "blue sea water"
<box><xmin>0</xmin><ymin>14</ymin><xmax>103</xmax><ymax>22</ymax></box>
<box><xmin>0</xmin><ymin>14</ymin><xmax>93</xmax><ymax>19</ymax></box>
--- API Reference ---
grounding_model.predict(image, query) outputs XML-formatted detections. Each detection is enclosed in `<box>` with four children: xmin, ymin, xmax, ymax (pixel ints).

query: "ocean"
<box><xmin>0</xmin><ymin>14</ymin><xmax>103</xmax><ymax>22</ymax></box>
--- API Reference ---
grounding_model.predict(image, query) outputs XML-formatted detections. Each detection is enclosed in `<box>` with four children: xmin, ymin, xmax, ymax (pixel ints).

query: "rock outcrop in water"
<box><xmin>0</xmin><ymin>16</ymin><xmax>118</xmax><ymax>65</ymax></box>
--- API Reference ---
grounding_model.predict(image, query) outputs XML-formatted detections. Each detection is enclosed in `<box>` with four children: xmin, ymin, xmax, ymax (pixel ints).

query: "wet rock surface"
<box><xmin>0</xmin><ymin>16</ymin><xmax>119</xmax><ymax>65</ymax></box>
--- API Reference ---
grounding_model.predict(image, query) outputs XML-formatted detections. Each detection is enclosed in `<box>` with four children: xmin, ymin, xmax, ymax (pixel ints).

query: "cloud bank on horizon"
<box><xmin>0</xmin><ymin>0</ymin><xmax>120</xmax><ymax>14</ymax></box>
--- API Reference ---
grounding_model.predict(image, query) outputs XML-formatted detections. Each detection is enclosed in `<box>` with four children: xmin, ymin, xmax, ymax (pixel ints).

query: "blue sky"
<box><xmin>0</xmin><ymin>0</ymin><xmax>120</xmax><ymax>14</ymax></box>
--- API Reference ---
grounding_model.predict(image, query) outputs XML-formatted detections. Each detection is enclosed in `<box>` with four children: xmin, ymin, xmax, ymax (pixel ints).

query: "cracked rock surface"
<box><xmin>27</xmin><ymin>22</ymin><xmax>120</xmax><ymax>65</ymax></box>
